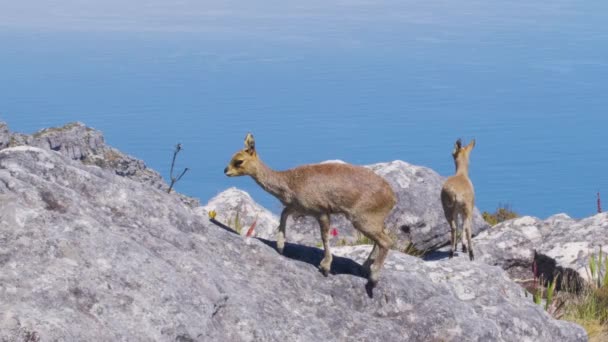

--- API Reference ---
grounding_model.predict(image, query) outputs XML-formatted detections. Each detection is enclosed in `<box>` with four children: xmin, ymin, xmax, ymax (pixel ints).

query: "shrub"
<box><xmin>401</xmin><ymin>241</ymin><xmax>427</xmax><ymax>258</ymax></box>
<box><xmin>167</xmin><ymin>143</ymin><xmax>189</xmax><ymax>193</ymax></box>
<box><xmin>482</xmin><ymin>203</ymin><xmax>518</xmax><ymax>226</ymax></box>
<box><xmin>563</xmin><ymin>287</ymin><xmax>608</xmax><ymax>341</ymax></box>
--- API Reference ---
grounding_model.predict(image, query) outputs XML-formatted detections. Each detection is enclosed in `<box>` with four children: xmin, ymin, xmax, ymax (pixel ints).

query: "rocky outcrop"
<box><xmin>369</xmin><ymin>160</ymin><xmax>489</xmax><ymax>250</ymax></box>
<box><xmin>0</xmin><ymin>146</ymin><xmax>585</xmax><ymax>341</ymax></box>
<box><xmin>0</xmin><ymin>121</ymin><xmax>199</xmax><ymax>207</ymax></box>
<box><xmin>475</xmin><ymin>214</ymin><xmax>608</xmax><ymax>291</ymax></box>
<box><xmin>204</xmin><ymin>160</ymin><xmax>489</xmax><ymax>251</ymax></box>
<box><xmin>200</xmin><ymin>188</ymin><xmax>279</xmax><ymax>238</ymax></box>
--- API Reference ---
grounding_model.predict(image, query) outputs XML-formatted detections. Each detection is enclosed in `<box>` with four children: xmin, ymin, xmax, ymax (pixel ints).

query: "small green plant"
<box><xmin>353</xmin><ymin>232</ymin><xmax>373</xmax><ymax>245</ymax></box>
<box><xmin>562</xmin><ymin>250</ymin><xmax>608</xmax><ymax>340</ymax></box>
<box><xmin>228</xmin><ymin>211</ymin><xmax>243</xmax><ymax>234</ymax></box>
<box><xmin>482</xmin><ymin>203</ymin><xmax>518</xmax><ymax>226</ymax></box>
<box><xmin>563</xmin><ymin>288</ymin><xmax>608</xmax><ymax>340</ymax></box>
<box><xmin>531</xmin><ymin>260</ymin><xmax>546</xmax><ymax>306</ymax></box>
<box><xmin>336</xmin><ymin>238</ymin><xmax>349</xmax><ymax>247</ymax></box>
<box><xmin>587</xmin><ymin>247</ymin><xmax>608</xmax><ymax>289</ymax></box>
<box><xmin>401</xmin><ymin>241</ymin><xmax>427</xmax><ymax>258</ymax></box>
<box><xmin>546</xmin><ymin>277</ymin><xmax>557</xmax><ymax>311</ymax></box>
<box><xmin>533</xmin><ymin>284</ymin><xmax>543</xmax><ymax>305</ymax></box>
<box><xmin>530</xmin><ymin>261</ymin><xmax>559</xmax><ymax>314</ymax></box>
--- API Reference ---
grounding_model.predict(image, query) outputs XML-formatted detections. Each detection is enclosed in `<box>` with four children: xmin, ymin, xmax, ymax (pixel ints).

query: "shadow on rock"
<box><xmin>213</xmin><ymin>220</ymin><xmax>376</xmax><ymax>296</ymax></box>
<box><xmin>209</xmin><ymin>218</ymin><xmax>240</xmax><ymax>235</ymax></box>
<box><xmin>534</xmin><ymin>252</ymin><xmax>585</xmax><ymax>293</ymax></box>
<box><xmin>256</xmin><ymin>238</ymin><xmax>368</xmax><ymax>279</ymax></box>
<box><xmin>423</xmin><ymin>249</ymin><xmax>453</xmax><ymax>261</ymax></box>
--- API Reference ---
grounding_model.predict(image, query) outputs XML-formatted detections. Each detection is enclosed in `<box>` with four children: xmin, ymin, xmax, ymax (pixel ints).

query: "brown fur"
<box><xmin>441</xmin><ymin>139</ymin><xmax>476</xmax><ymax>260</ymax></box>
<box><xmin>225</xmin><ymin>133</ymin><xmax>396</xmax><ymax>287</ymax></box>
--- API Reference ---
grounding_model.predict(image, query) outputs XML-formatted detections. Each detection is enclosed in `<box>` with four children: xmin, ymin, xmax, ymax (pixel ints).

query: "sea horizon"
<box><xmin>2</xmin><ymin>1</ymin><xmax>607</xmax><ymax>219</ymax></box>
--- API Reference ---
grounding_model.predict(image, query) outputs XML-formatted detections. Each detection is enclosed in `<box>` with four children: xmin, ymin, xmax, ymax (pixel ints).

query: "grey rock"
<box><xmin>369</xmin><ymin>160</ymin><xmax>489</xmax><ymax>250</ymax></box>
<box><xmin>7</xmin><ymin>132</ymin><xmax>31</xmax><ymax>147</ymax></box>
<box><xmin>28</xmin><ymin>122</ymin><xmax>166</xmax><ymax>189</ymax></box>
<box><xmin>29</xmin><ymin>122</ymin><xmax>105</xmax><ymax>160</ymax></box>
<box><xmin>475</xmin><ymin>214</ymin><xmax>608</xmax><ymax>290</ymax></box>
<box><xmin>0</xmin><ymin>121</ymin><xmax>199</xmax><ymax>208</ymax></box>
<box><xmin>331</xmin><ymin>245</ymin><xmax>584</xmax><ymax>341</ymax></box>
<box><xmin>0</xmin><ymin>123</ymin><xmax>9</xmax><ymax>149</ymax></box>
<box><xmin>200</xmin><ymin>188</ymin><xmax>279</xmax><ymax>238</ymax></box>
<box><xmin>208</xmin><ymin>160</ymin><xmax>489</xmax><ymax>251</ymax></box>
<box><xmin>0</xmin><ymin>146</ymin><xmax>585</xmax><ymax>341</ymax></box>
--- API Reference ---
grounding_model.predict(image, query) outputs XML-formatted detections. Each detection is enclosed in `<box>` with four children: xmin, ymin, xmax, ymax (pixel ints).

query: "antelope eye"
<box><xmin>234</xmin><ymin>160</ymin><xmax>244</xmax><ymax>167</ymax></box>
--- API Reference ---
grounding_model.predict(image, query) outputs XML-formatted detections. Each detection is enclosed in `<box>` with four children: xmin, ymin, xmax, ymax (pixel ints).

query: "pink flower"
<box><xmin>330</xmin><ymin>228</ymin><xmax>338</xmax><ymax>237</ymax></box>
<box><xmin>246</xmin><ymin>219</ymin><xmax>257</xmax><ymax>237</ymax></box>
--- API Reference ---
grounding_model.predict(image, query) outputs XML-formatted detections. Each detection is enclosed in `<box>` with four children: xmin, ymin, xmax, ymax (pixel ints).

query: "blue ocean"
<box><xmin>2</xmin><ymin>1</ymin><xmax>607</xmax><ymax>218</ymax></box>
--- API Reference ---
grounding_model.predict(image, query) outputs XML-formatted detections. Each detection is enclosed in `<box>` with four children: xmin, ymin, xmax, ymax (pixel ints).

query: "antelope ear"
<box><xmin>454</xmin><ymin>139</ymin><xmax>462</xmax><ymax>149</ymax></box>
<box><xmin>453</xmin><ymin>139</ymin><xmax>462</xmax><ymax>155</ymax></box>
<box><xmin>244</xmin><ymin>133</ymin><xmax>256</xmax><ymax>155</ymax></box>
<box><xmin>468</xmin><ymin>139</ymin><xmax>476</xmax><ymax>150</ymax></box>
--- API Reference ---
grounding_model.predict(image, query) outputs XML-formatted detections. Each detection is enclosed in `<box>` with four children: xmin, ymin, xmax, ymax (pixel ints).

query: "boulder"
<box><xmin>206</xmin><ymin>160</ymin><xmax>489</xmax><ymax>251</ymax></box>
<box><xmin>29</xmin><ymin>122</ymin><xmax>105</xmax><ymax>160</ymax></box>
<box><xmin>0</xmin><ymin>146</ymin><xmax>585</xmax><ymax>341</ymax></box>
<box><xmin>200</xmin><ymin>188</ymin><xmax>279</xmax><ymax>238</ymax></box>
<box><xmin>475</xmin><ymin>214</ymin><xmax>608</xmax><ymax>291</ymax></box>
<box><xmin>0</xmin><ymin>121</ymin><xmax>199</xmax><ymax>207</ymax></box>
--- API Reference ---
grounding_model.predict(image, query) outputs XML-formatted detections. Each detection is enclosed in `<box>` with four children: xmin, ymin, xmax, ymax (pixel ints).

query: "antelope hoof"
<box><xmin>319</xmin><ymin>258</ymin><xmax>332</xmax><ymax>276</ymax></box>
<box><xmin>368</xmin><ymin>267</ymin><xmax>380</xmax><ymax>286</ymax></box>
<box><xmin>276</xmin><ymin>240</ymin><xmax>285</xmax><ymax>255</ymax></box>
<box><xmin>365</xmin><ymin>280</ymin><xmax>377</xmax><ymax>298</ymax></box>
<box><xmin>462</xmin><ymin>245</ymin><xmax>468</xmax><ymax>253</ymax></box>
<box><xmin>449</xmin><ymin>250</ymin><xmax>454</xmax><ymax>259</ymax></box>
<box><xmin>469</xmin><ymin>250</ymin><xmax>475</xmax><ymax>261</ymax></box>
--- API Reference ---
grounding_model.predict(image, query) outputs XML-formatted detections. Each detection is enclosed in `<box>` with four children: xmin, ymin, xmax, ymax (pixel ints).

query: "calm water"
<box><xmin>1</xmin><ymin>1</ymin><xmax>607</xmax><ymax>218</ymax></box>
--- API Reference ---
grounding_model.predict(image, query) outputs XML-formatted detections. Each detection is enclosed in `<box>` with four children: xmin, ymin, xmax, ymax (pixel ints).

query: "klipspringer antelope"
<box><xmin>441</xmin><ymin>139</ymin><xmax>476</xmax><ymax>260</ymax></box>
<box><xmin>224</xmin><ymin>133</ymin><xmax>396</xmax><ymax>288</ymax></box>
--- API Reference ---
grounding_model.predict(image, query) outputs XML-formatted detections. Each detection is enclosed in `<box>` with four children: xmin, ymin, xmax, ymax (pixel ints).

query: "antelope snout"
<box><xmin>224</xmin><ymin>166</ymin><xmax>236</xmax><ymax>177</ymax></box>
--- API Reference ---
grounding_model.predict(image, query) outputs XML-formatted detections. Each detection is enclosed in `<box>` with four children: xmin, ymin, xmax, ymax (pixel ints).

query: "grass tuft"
<box><xmin>228</xmin><ymin>211</ymin><xmax>243</xmax><ymax>235</ymax></box>
<box><xmin>353</xmin><ymin>232</ymin><xmax>373</xmax><ymax>245</ymax></box>
<box><xmin>482</xmin><ymin>203</ymin><xmax>518</xmax><ymax>226</ymax></box>
<box><xmin>561</xmin><ymin>250</ymin><xmax>608</xmax><ymax>340</ymax></box>
<box><xmin>401</xmin><ymin>241</ymin><xmax>427</xmax><ymax>258</ymax></box>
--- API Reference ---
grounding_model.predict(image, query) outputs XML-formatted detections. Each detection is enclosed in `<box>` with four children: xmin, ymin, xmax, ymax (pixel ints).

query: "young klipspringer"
<box><xmin>224</xmin><ymin>133</ymin><xmax>396</xmax><ymax>289</ymax></box>
<box><xmin>441</xmin><ymin>139</ymin><xmax>476</xmax><ymax>260</ymax></box>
